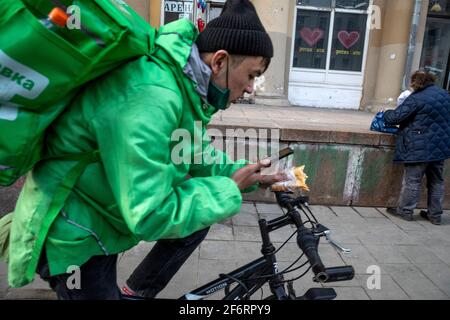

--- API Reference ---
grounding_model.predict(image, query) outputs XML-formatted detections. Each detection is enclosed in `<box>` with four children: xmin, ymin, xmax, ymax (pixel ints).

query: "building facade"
<box><xmin>128</xmin><ymin>0</ymin><xmax>450</xmax><ymax>111</ymax></box>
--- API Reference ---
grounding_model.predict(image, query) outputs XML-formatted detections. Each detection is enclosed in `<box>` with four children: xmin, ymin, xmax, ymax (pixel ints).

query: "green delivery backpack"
<box><xmin>0</xmin><ymin>0</ymin><xmax>156</xmax><ymax>186</ymax></box>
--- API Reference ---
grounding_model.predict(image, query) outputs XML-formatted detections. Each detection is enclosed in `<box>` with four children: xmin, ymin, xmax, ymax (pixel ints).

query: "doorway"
<box><xmin>288</xmin><ymin>0</ymin><xmax>372</xmax><ymax>109</ymax></box>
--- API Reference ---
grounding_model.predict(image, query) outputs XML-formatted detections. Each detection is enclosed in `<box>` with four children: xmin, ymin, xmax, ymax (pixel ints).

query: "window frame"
<box><xmin>290</xmin><ymin>0</ymin><xmax>373</xmax><ymax>75</ymax></box>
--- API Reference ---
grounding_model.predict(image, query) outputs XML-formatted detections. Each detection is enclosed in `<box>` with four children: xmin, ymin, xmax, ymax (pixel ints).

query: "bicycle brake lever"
<box><xmin>323</xmin><ymin>230</ymin><xmax>351</xmax><ymax>254</ymax></box>
<box><xmin>313</xmin><ymin>224</ymin><xmax>329</xmax><ymax>235</ymax></box>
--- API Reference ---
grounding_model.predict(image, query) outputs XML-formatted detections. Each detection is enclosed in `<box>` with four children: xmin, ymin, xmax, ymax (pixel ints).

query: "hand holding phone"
<box><xmin>267</xmin><ymin>147</ymin><xmax>294</xmax><ymax>165</ymax></box>
<box><xmin>257</xmin><ymin>147</ymin><xmax>294</xmax><ymax>176</ymax></box>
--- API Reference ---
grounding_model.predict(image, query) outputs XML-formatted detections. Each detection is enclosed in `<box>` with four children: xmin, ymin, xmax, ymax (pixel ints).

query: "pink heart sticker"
<box><xmin>300</xmin><ymin>27</ymin><xmax>324</xmax><ymax>47</ymax></box>
<box><xmin>337</xmin><ymin>31</ymin><xmax>360</xmax><ymax>49</ymax></box>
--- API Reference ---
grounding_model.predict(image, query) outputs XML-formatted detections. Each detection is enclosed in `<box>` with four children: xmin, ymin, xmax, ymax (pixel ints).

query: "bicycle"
<box><xmin>123</xmin><ymin>191</ymin><xmax>355</xmax><ymax>300</ymax></box>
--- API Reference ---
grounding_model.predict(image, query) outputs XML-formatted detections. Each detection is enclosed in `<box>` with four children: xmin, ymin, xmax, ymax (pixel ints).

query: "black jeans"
<box><xmin>38</xmin><ymin>227</ymin><xmax>209</xmax><ymax>300</ymax></box>
<box><xmin>397</xmin><ymin>160</ymin><xmax>445</xmax><ymax>217</ymax></box>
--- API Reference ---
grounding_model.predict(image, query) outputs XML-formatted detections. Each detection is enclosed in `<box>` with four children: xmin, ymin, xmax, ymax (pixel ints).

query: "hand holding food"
<box><xmin>270</xmin><ymin>165</ymin><xmax>310</xmax><ymax>192</ymax></box>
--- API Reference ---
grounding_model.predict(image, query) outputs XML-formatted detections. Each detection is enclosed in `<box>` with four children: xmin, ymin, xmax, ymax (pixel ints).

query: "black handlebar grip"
<box><xmin>317</xmin><ymin>266</ymin><xmax>355</xmax><ymax>283</ymax></box>
<box><xmin>296</xmin><ymin>226</ymin><xmax>328</xmax><ymax>282</ymax></box>
<box><xmin>274</xmin><ymin>192</ymin><xmax>309</xmax><ymax>209</ymax></box>
<box><xmin>274</xmin><ymin>191</ymin><xmax>292</xmax><ymax>208</ymax></box>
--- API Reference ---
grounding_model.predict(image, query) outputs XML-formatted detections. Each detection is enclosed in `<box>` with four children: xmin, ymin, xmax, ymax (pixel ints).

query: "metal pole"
<box><xmin>193</xmin><ymin>0</ymin><xmax>198</xmax><ymax>23</ymax></box>
<box><xmin>403</xmin><ymin>0</ymin><xmax>422</xmax><ymax>90</ymax></box>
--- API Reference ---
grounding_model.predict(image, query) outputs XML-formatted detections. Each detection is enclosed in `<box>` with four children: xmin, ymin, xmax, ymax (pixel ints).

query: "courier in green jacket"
<box><xmin>7</xmin><ymin>0</ymin><xmax>284</xmax><ymax>299</ymax></box>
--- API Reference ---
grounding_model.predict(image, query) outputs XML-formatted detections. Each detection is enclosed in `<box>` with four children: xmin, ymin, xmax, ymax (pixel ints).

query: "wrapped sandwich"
<box><xmin>271</xmin><ymin>165</ymin><xmax>310</xmax><ymax>192</ymax></box>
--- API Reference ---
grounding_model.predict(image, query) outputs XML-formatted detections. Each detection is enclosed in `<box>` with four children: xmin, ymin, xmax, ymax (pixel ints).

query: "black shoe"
<box><xmin>419</xmin><ymin>210</ymin><xmax>441</xmax><ymax>225</ymax></box>
<box><xmin>386</xmin><ymin>207</ymin><xmax>413</xmax><ymax>221</ymax></box>
<box><xmin>386</xmin><ymin>207</ymin><xmax>397</xmax><ymax>215</ymax></box>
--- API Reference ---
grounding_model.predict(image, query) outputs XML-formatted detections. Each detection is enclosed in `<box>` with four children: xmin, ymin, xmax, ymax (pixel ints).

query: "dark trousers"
<box><xmin>397</xmin><ymin>160</ymin><xmax>445</xmax><ymax>217</ymax></box>
<box><xmin>38</xmin><ymin>227</ymin><xmax>209</xmax><ymax>300</ymax></box>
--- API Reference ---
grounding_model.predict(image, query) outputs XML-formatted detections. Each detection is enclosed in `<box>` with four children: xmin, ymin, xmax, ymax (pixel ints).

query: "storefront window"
<box><xmin>293</xmin><ymin>3</ymin><xmax>369</xmax><ymax>72</ymax></box>
<box><xmin>293</xmin><ymin>10</ymin><xmax>331</xmax><ymax>69</ymax></box>
<box><xmin>207</xmin><ymin>2</ymin><xmax>225</xmax><ymax>21</ymax></box>
<box><xmin>421</xmin><ymin>0</ymin><xmax>450</xmax><ymax>90</ymax></box>
<box><xmin>163</xmin><ymin>0</ymin><xmax>194</xmax><ymax>24</ymax></box>
<box><xmin>330</xmin><ymin>13</ymin><xmax>367</xmax><ymax>71</ymax></box>
<box><xmin>428</xmin><ymin>0</ymin><xmax>450</xmax><ymax>16</ymax></box>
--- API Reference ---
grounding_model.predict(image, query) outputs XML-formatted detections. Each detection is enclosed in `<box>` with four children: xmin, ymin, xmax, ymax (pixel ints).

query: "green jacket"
<box><xmin>8</xmin><ymin>19</ymin><xmax>251</xmax><ymax>287</ymax></box>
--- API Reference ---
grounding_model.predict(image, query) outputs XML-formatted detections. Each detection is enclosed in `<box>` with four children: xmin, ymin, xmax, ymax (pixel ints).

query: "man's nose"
<box><xmin>245</xmin><ymin>81</ymin><xmax>254</xmax><ymax>94</ymax></box>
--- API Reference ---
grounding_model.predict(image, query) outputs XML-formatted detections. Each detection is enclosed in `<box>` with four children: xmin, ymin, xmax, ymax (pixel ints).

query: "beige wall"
<box><xmin>251</xmin><ymin>0</ymin><xmax>291</xmax><ymax>97</ymax></box>
<box><xmin>285</xmin><ymin>0</ymin><xmax>297</xmax><ymax>98</ymax></box>
<box><xmin>126</xmin><ymin>0</ymin><xmax>161</xmax><ymax>27</ymax></box>
<box><xmin>126</xmin><ymin>0</ymin><xmax>150</xmax><ymax>21</ymax></box>
<box><xmin>361</xmin><ymin>0</ymin><xmax>386</xmax><ymax>108</ymax></box>
<box><xmin>363</xmin><ymin>0</ymin><xmax>416</xmax><ymax>110</ymax></box>
<box><xmin>149</xmin><ymin>0</ymin><xmax>162</xmax><ymax>27</ymax></box>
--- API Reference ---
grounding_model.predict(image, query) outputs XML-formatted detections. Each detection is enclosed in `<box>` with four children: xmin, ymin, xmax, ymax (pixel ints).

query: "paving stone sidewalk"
<box><xmin>1</xmin><ymin>202</ymin><xmax>450</xmax><ymax>300</ymax></box>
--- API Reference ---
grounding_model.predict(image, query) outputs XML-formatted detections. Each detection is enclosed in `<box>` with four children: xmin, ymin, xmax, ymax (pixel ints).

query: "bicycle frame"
<box><xmin>179</xmin><ymin>199</ymin><xmax>316</xmax><ymax>300</ymax></box>
<box><xmin>179</xmin><ymin>256</ymin><xmax>276</xmax><ymax>300</ymax></box>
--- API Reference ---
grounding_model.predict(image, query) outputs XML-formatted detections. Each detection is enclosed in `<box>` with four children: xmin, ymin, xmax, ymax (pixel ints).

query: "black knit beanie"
<box><xmin>196</xmin><ymin>0</ymin><xmax>274</xmax><ymax>58</ymax></box>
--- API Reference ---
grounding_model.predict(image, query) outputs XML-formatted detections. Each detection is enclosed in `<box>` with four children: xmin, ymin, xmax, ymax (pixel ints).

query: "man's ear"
<box><xmin>210</xmin><ymin>50</ymin><xmax>229</xmax><ymax>75</ymax></box>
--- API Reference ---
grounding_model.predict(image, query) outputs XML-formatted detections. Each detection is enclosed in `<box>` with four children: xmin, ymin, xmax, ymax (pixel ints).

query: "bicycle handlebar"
<box><xmin>275</xmin><ymin>191</ymin><xmax>355</xmax><ymax>283</ymax></box>
<box><xmin>296</xmin><ymin>225</ymin><xmax>328</xmax><ymax>282</ymax></box>
<box><xmin>275</xmin><ymin>191</ymin><xmax>309</xmax><ymax>209</ymax></box>
<box><xmin>297</xmin><ymin>225</ymin><xmax>355</xmax><ymax>283</ymax></box>
<box><xmin>319</xmin><ymin>266</ymin><xmax>355</xmax><ymax>283</ymax></box>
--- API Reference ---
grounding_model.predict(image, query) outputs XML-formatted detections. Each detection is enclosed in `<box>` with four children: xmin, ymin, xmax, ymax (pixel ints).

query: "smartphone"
<box><xmin>268</xmin><ymin>147</ymin><xmax>294</xmax><ymax>163</ymax></box>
